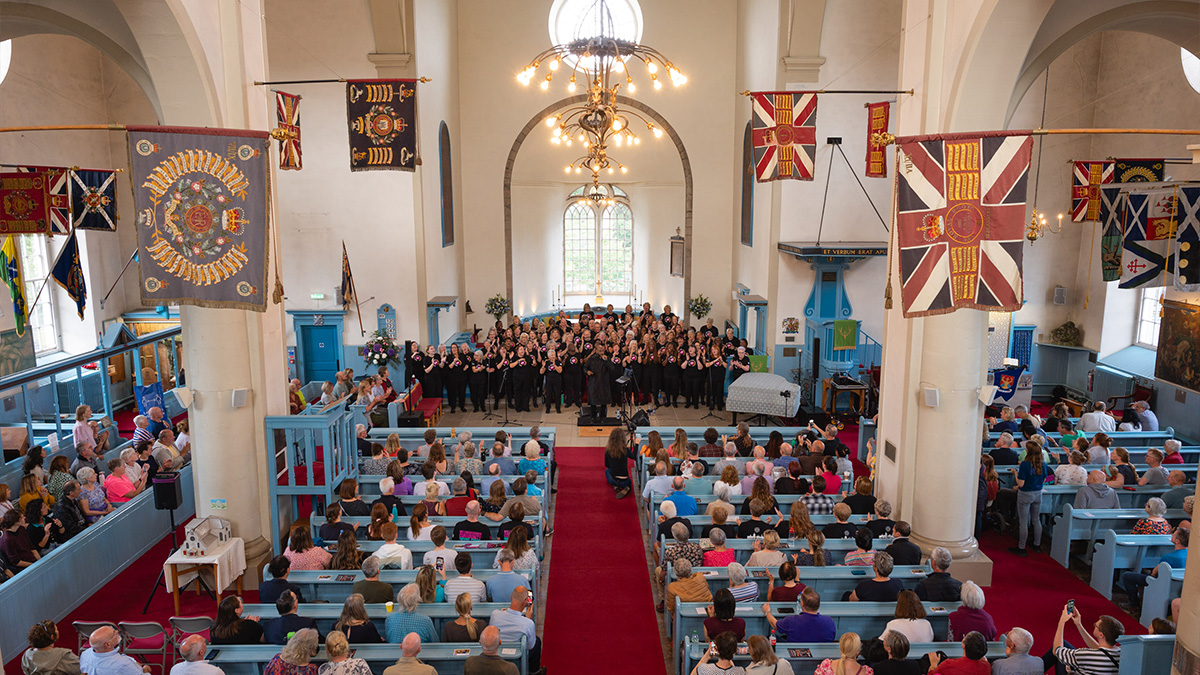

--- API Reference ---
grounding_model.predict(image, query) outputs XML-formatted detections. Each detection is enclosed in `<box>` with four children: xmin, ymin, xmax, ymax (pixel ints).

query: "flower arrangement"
<box><xmin>362</xmin><ymin>330</ymin><xmax>400</xmax><ymax>367</ymax></box>
<box><xmin>484</xmin><ymin>294</ymin><xmax>511</xmax><ymax>323</ymax></box>
<box><xmin>687</xmin><ymin>294</ymin><xmax>712</xmax><ymax>319</ymax></box>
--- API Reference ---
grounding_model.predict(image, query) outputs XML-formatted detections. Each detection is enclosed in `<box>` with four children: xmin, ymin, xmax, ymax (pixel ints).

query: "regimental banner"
<box><xmin>19</xmin><ymin>167</ymin><xmax>71</xmax><ymax>234</ymax></box>
<box><xmin>346</xmin><ymin>79</ymin><xmax>417</xmax><ymax>171</ymax></box>
<box><xmin>750</xmin><ymin>91</ymin><xmax>818</xmax><ymax>182</ymax></box>
<box><xmin>1174</xmin><ymin>186</ymin><xmax>1200</xmax><ymax>292</ymax></box>
<box><xmin>128</xmin><ymin>126</ymin><xmax>270</xmax><ymax>311</ymax></box>
<box><xmin>51</xmin><ymin>229</ymin><xmax>87</xmax><ymax>319</ymax></box>
<box><xmin>274</xmin><ymin>90</ymin><xmax>302</xmax><ymax>170</ymax></box>
<box><xmin>1119</xmin><ymin>187</ymin><xmax>1176</xmax><ymax>289</ymax></box>
<box><xmin>341</xmin><ymin>241</ymin><xmax>357</xmax><ymax>311</ymax></box>
<box><xmin>1071</xmin><ymin>160</ymin><xmax>1113</xmax><ymax>222</ymax></box>
<box><xmin>70</xmin><ymin>169</ymin><xmax>118</xmax><ymax>231</ymax></box>
<box><xmin>865</xmin><ymin>102</ymin><xmax>890</xmax><ymax>178</ymax></box>
<box><xmin>1097</xmin><ymin>185</ymin><xmax>1125</xmax><ymax>282</ymax></box>
<box><xmin>1114</xmin><ymin>158</ymin><xmax>1165</xmax><ymax>183</ymax></box>
<box><xmin>0</xmin><ymin>236</ymin><xmax>28</xmax><ymax>335</ymax></box>
<box><xmin>0</xmin><ymin>171</ymin><xmax>53</xmax><ymax>234</ymax></box>
<box><xmin>895</xmin><ymin>131</ymin><xmax>1033</xmax><ymax>318</ymax></box>
<box><xmin>993</xmin><ymin>366</ymin><xmax>1025</xmax><ymax>402</ymax></box>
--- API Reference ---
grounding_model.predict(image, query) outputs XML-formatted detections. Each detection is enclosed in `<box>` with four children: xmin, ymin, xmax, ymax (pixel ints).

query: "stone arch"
<box><xmin>503</xmin><ymin>95</ymin><xmax>694</xmax><ymax>318</ymax></box>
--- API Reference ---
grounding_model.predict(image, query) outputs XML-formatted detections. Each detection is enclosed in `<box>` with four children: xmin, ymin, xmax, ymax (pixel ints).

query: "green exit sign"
<box><xmin>310</xmin><ymin>293</ymin><xmax>326</xmax><ymax>300</ymax></box>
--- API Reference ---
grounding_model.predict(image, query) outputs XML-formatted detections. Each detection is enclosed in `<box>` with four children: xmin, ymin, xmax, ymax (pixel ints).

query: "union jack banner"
<box><xmin>274</xmin><ymin>90</ymin><xmax>302</xmax><ymax>170</ymax></box>
<box><xmin>1120</xmin><ymin>187</ymin><xmax>1176</xmax><ymax>289</ymax></box>
<box><xmin>1097</xmin><ymin>185</ymin><xmax>1125</xmax><ymax>281</ymax></box>
<box><xmin>1173</xmin><ymin>186</ymin><xmax>1200</xmax><ymax>292</ymax></box>
<box><xmin>15</xmin><ymin>166</ymin><xmax>71</xmax><ymax>234</ymax></box>
<box><xmin>750</xmin><ymin>91</ymin><xmax>817</xmax><ymax>182</ymax></box>
<box><xmin>895</xmin><ymin>131</ymin><xmax>1032</xmax><ymax>318</ymax></box>
<box><xmin>865</xmin><ymin>102</ymin><xmax>889</xmax><ymax>178</ymax></box>
<box><xmin>1071</xmin><ymin>160</ymin><xmax>1113</xmax><ymax>222</ymax></box>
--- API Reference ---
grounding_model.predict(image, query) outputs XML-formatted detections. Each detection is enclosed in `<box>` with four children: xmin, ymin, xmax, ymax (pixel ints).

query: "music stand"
<box><xmin>495</xmin><ymin>368</ymin><xmax>521</xmax><ymax>427</ymax></box>
<box><xmin>481</xmin><ymin>365</ymin><xmax>502</xmax><ymax>421</ymax></box>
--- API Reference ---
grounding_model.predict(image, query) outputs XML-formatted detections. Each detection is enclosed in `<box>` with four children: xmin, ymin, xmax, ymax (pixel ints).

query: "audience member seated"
<box><xmin>21</xmin><ymin>620</ymin><xmax>79</xmax><ymax>675</ymax></box>
<box><xmin>422</xmin><ymin>525</ymin><xmax>455</xmax><ymax>570</ymax></box>
<box><xmin>484</xmin><ymin>549</ymin><xmax>525</xmax><ymax>606</ymax></box>
<box><xmin>1162</xmin><ymin>438</ymin><xmax>1184</xmax><ymax>465</ymax></box>
<box><xmin>747</xmin><ymin>529</ymin><xmax>787</xmax><ymax>567</ymax></box>
<box><xmin>766</xmin><ymin>560</ymin><xmax>804</xmax><ymax>603</ymax></box>
<box><xmin>813</xmin><ymin>633</ymin><xmax>869</xmax><ymax>675</ymax></box>
<box><xmin>990</xmin><ymin>627</ymin><xmax>1041</xmax><ymax>675</ymax></box>
<box><xmin>666</xmin><ymin>476</ymin><xmax>700</xmax><ymax>517</ymax></box>
<box><xmin>284</xmin><ymin>525</ymin><xmax>332</xmax><ymax>570</ymax></box>
<box><xmin>265</xmin><ymin>628</ymin><xmax>319</xmax><ymax>675</ymax></box>
<box><xmin>414</xmin><ymin>564</ymin><xmax>446</xmax><ymax>603</ymax></box>
<box><xmin>823</xmin><ymin>503</ymin><xmax>859</xmax><ymax>540</ymax></box>
<box><xmin>764</xmin><ymin>586</ymin><xmax>835</xmax><ymax>642</ymax></box>
<box><xmin>1121</xmin><ymin>526</ymin><xmax>1188</xmax><ymax>604</ymax></box>
<box><xmin>884</xmin><ymin>521</ymin><xmax>921</xmax><ymax>565</ymax></box>
<box><xmin>212</xmin><ymin>595</ymin><xmax>266</xmax><ymax>644</ymax></box>
<box><xmin>171</xmin><ymin>635</ymin><xmax>221</xmax><ymax>675</ymax></box>
<box><xmin>989</xmin><ymin>433</ymin><xmax>1019</xmax><ymax>466</ymax></box>
<box><xmin>76</xmin><ymin>468</ymin><xmax>113</xmax><ymax>523</ymax></box>
<box><xmin>746</xmin><ymin>634</ymin><xmax>795</xmax><ymax>675</ymax></box>
<box><xmin>850</xmin><ymin>552</ymin><xmax>902</xmax><ymax>602</ymax></box>
<box><xmin>260</xmin><ymin>555</ymin><xmax>305</xmax><ymax>604</ymax></box>
<box><xmin>989</xmin><ymin>407</ymin><xmax>1020</xmax><ymax>434</ymax></box>
<box><xmin>320</xmin><ymin>631</ymin><xmax>374</xmax><ymax>675</ymax></box>
<box><xmin>152</xmin><ymin>429</ymin><xmax>186</xmax><ymax>470</ymax></box>
<box><xmin>24</xmin><ymin>499</ymin><xmax>60</xmax><ymax>552</ymax></box>
<box><xmin>385</xmin><ymin>583</ymin><xmax>437</xmax><ymax>644</ymax></box>
<box><xmin>703</xmin><ymin>528</ymin><xmax>736</xmax><ymax>567</ymax></box>
<box><xmin>453</xmin><ymin>500</ymin><xmax>493</xmax><ymax>541</ymax></box>
<box><xmin>947</xmin><ymin>581</ymin><xmax>995</xmax><ymax>641</ymax></box>
<box><xmin>801</xmin><ymin>476</ymin><xmax>835</xmax><ymax>515</ymax></box>
<box><xmin>794</xmin><ymin>530</ymin><xmax>833</xmax><ymax>567</ymax></box>
<box><xmin>916</xmin><ymin>547</ymin><xmax>961</xmax><ymax>601</ymax></box>
<box><xmin>498</xmin><ymin>503</ymin><xmax>535</xmax><ymax>542</ymax></box>
<box><xmin>1078</xmin><ymin>401</ymin><xmax>1116</xmax><ymax>433</ymax></box>
<box><xmin>319</xmin><ymin>504</ymin><xmax>355</xmax><ymax>543</ymax></box>
<box><xmin>492</xmin><ymin>526</ymin><xmax>537</xmax><ymax>570</ymax></box>
<box><xmin>1055</xmin><ymin>451</ymin><xmax>1088</xmax><ymax>486</ymax></box>
<box><xmin>774</xmin><ymin>463</ymin><xmax>804</xmax><ymax>496</ymax></box>
<box><xmin>842</xmin><ymin>477</ymin><xmax>877</xmax><ymax>515</ymax></box>
<box><xmin>870</xmin><ymin>630</ymin><xmax>922</xmax><ymax>675</ymax></box>
<box><xmin>1162</xmin><ymin>471</ymin><xmax>1191</xmax><ymax>509</ymax></box>
<box><xmin>666</xmin><ymin>558</ymin><xmax>714</xmax><ymax>621</ymax></box>
<box><xmin>1137</xmin><ymin>449</ymin><xmax>1170</xmax><ymax>486</ymax></box>
<box><xmin>885</xmin><ymin>590</ymin><xmax>934</xmax><ymax>644</ymax></box>
<box><xmin>483</xmin><ymin>444</ymin><xmax>516</xmax><ymax>476</ymax></box>
<box><xmin>352</xmin><ymin>555</ymin><xmax>395</xmax><ymax>604</ymax></box>
<box><xmin>463</xmin><ymin>626</ymin><xmax>517</xmax><ymax>675</ymax></box>
<box><xmin>362</xmin><ymin>444</ymin><xmax>390</xmax><ymax>475</ymax></box>
<box><xmin>706</xmin><ymin>482</ymin><xmax>736</xmax><ymax>517</ymax></box>
<box><xmin>438</xmin><ymin>592</ymin><xmax>486</xmax><ymax>644</ymax></box>
<box><xmin>408</xmin><ymin>504</ymin><xmax>435</xmax><ymax>541</ymax></box>
<box><xmin>337</xmin><ymin>479</ymin><xmax>371</xmax><ymax>517</ymax></box>
<box><xmin>481</xmin><ymin>480</ymin><xmax>508</xmax><ymax>523</ymax></box>
<box><xmin>845</xmin><ymin>527</ymin><xmax>876</xmax><ymax>567</ymax></box>
<box><xmin>690</xmin><ymin>630</ymin><xmax>741</xmax><ymax>675</ymax></box>
<box><xmin>710</xmin><ymin>509</ymin><xmax>739</xmax><ymax>541</ymax></box>
<box><xmin>820</xmin><ymin>457</ymin><xmax>843</xmax><ymax>495</ymax></box>
<box><xmin>703</xmin><ymin>588</ymin><xmax>746</xmax><ymax>640</ymax></box>
<box><xmin>80</xmin><ymin>626</ymin><xmax>150</xmax><ymax>675</ymax></box>
<box><xmin>489</xmin><ymin>586</ymin><xmax>544</xmax><ymax>675</ymax></box>
<box><xmin>726</xmin><ymin>562</ymin><xmax>758</xmax><ymax>603</ymax></box>
<box><xmin>714</xmin><ymin>465</ymin><xmax>743</xmax><ymax>498</ymax></box>
<box><xmin>1045</xmin><ymin>605</ymin><xmax>1123</xmax><ymax>675</ymax></box>
<box><xmin>927</xmin><ymin>631</ymin><xmax>989</xmax><ymax>674</ymax></box>
<box><xmin>1131</xmin><ymin>497</ymin><xmax>1173</xmax><ymax>534</ymax></box>
<box><xmin>445</xmin><ymin>478</ymin><xmax>473</xmax><ymax>516</ymax></box>
<box><xmin>50</xmin><ymin>480</ymin><xmax>86</xmax><ymax>543</ymax></box>
<box><xmin>18</xmin><ymin>474</ymin><xmax>54</xmax><ymax>512</ymax></box>
<box><xmin>1</xmin><ymin>509</ymin><xmax>40</xmax><ymax>569</ymax></box>
<box><xmin>445</xmin><ymin>551</ymin><xmax>487</xmax><ymax>602</ymax></box>
<box><xmin>264</xmin><ymin>591</ymin><xmax>320</xmax><ymax>645</ymax></box>
<box><xmin>1074</xmin><ymin>471</ymin><xmax>1120</xmax><ymax>509</ymax></box>
<box><xmin>868</xmin><ymin>500</ymin><xmax>895</xmax><ymax>538</ymax></box>
<box><xmin>332</xmin><ymin>594</ymin><xmax>383</xmax><ymax>644</ymax></box>
<box><xmin>737</xmin><ymin>499</ymin><xmax>777</xmax><ymax>538</ymax></box>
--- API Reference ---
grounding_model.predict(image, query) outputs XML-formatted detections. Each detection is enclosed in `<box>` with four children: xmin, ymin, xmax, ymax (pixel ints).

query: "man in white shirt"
<box><xmin>443</xmin><ymin>551</ymin><xmax>487</xmax><ymax>602</ymax></box>
<box><xmin>641</xmin><ymin>461</ymin><xmax>673</xmax><ymax>501</ymax></box>
<box><xmin>421</xmin><ymin>526</ymin><xmax>456</xmax><ymax>570</ymax></box>
<box><xmin>170</xmin><ymin>636</ymin><xmax>223</xmax><ymax>675</ymax></box>
<box><xmin>1132</xmin><ymin>401</ymin><xmax>1159</xmax><ymax>432</ymax></box>
<box><xmin>81</xmin><ymin>627</ymin><xmax>150</xmax><ymax>675</ymax></box>
<box><xmin>412</xmin><ymin>465</ymin><xmax>451</xmax><ymax>498</ymax></box>
<box><xmin>1078</xmin><ymin>402</ymin><xmax>1116</xmax><ymax>433</ymax></box>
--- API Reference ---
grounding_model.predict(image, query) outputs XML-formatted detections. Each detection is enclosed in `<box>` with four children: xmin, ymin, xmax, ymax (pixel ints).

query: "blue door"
<box><xmin>301</xmin><ymin>325</ymin><xmax>340</xmax><ymax>383</ymax></box>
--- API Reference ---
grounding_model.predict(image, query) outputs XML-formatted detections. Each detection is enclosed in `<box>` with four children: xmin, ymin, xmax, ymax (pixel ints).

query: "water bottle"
<box><xmin>770</xmin><ymin>630</ymin><xmax>777</xmax><ymax>648</ymax></box>
<box><xmin>391</xmin><ymin>505</ymin><xmax>399</xmax><ymax>522</ymax></box>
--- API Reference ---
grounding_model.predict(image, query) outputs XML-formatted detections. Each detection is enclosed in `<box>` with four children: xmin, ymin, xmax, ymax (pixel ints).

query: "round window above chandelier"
<box><xmin>549</xmin><ymin>0</ymin><xmax>642</xmax><ymax>73</ymax></box>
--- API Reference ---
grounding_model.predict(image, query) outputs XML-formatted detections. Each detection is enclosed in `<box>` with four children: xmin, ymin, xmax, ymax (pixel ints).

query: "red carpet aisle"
<box><xmin>2</xmin><ymin>520</ymin><xmax>256</xmax><ymax>675</ymax></box>
<box><xmin>541</xmin><ymin>447</ymin><xmax>666</xmax><ymax>675</ymax></box>
<box><xmin>976</xmin><ymin>529</ymin><xmax>1147</xmax><ymax>648</ymax></box>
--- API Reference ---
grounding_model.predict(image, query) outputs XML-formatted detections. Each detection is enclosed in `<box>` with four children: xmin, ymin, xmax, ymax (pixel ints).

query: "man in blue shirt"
<box><xmin>1120</xmin><ymin>526</ymin><xmax>1188</xmax><ymax>603</ymax></box>
<box><xmin>664</xmin><ymin>477</ymin><xmax>698</xmax><ymax>517</ymax></box>
<box><xmin>258</xmin><ymin>555</ymin><xmax>304</xmax><ymax>604</ymax></box>
<box><xmin>489</xmin><ymin>586</ymin><xmax>545</xmax><ymax>674</ymax></box>
<box><xmin>262</xmin><ymin>591</ymin><xmax>319</xmax><ymax>645</ymax></box>
<box><xmin>80</xmin><ymin>626</ymin><xmax>148</xmax><ymax>675</ymax></box>
<box><xmin>384</xmin><ymin>584</ymin><xmax>438</xmax><ymax>645</ymax></box>
<box><xmin>762</xmin><ymin>588</ymin><xmax>836</xmax><ymax>642</ymax></box>
<box><xmin>989</xmin><ymin>433</ymin><xmax>1020</xmax><ymax>465</ymax></box>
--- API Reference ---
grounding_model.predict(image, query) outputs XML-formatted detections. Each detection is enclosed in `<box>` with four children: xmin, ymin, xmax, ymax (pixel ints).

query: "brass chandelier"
<box><xmin>517</xmin><ymin>0</ymin><xmax>685</xmax><ymax>177</ymax></box>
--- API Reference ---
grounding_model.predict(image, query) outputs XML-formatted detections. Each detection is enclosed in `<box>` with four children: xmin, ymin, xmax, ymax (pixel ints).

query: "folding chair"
<box><xmin>73</xmin><ymin>621</ymin><xmax>117</xmax><ymax>654</ymax></box>
<box><xmin>118</xmin><ymin>621</ymin><xmax>169</xmax><ymax>673</ymax></box>
<box><xmin>167</xmin><ymin>616</ymin><xmax>214</xmax><ymax>661</ymax></box>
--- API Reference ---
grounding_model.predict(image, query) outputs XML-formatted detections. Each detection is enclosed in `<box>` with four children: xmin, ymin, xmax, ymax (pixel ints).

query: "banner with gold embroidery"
<box><xmin>128</xmin><ymin>126</ymin><xmax>270</xmax><ymax>311</ymax></box>
<box><xmin>1070</xmin><ymin>160</ymin><xmax>1113</xmax><ymax>222</ymax></box>
<box><xmin>346</xmin><ymin>79</ymin><xmax>417</xmax><ymax>171</ymax></box>
<box><xmin>750</xmin><ymin>91</ymin><xmax>817</xmax><ymax>182</ymax></box>
<box><xmin>865</xmin><ymin>102</ymin><xmax>889</xmax><ymax>178</ymax></box>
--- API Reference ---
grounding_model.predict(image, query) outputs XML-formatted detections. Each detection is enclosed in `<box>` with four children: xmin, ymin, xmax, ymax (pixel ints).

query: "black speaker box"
<box><xmin>152</xmin><ymin>472</ymin><xmax>183</xmax><ymax>511</ymax></box>
<box><xmin>396</xmin><ymin>410</ymin><xmax>424</xmax><ymax>427</ymax></box>
<box><xmin>577</xmin><ymin>416</ymin><xmax>622</xmax><ymax>426</ymax></box>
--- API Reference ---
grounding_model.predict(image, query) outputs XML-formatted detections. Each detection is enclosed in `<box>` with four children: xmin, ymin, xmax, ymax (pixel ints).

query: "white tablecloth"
<box><xmin>726</xmin><ymin>372</ymin><xmax>801</xmax><ymax>417</ymax></box>
<box><xmin>163</xmin><ymin>537</ymin><xmax>246</xmax><ymax>592</ymax></box>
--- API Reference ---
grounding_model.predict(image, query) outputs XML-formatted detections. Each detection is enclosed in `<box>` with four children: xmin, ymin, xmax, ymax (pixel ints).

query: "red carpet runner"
<box><xmin>541</xmin><ymin>447</ymin><xmax>666</xmax><ymax>674</ymax></box>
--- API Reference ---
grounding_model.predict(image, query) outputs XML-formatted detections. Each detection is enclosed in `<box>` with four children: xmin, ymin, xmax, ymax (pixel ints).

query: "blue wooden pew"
<box><xmin>679</xmin><ymin>635</ymin><xmax>1005</xmax><ymax>675</ymax></box>
<box><xmin>1049</xmin><ymin>504</ymin><xmax>1187</xmax><ymax>567</ymax></box>
<box><xmin>1140</xmin><ymin>562</ymin><xmax>1185</xmax><ymax>628</ymax></box>
<box><xmin>1116</xmin><ymin>635</ymin><xmax>1176</xmax><ymax>674</ymax></box>
<box><xmin>241</xmin><ymin>602</ymin><xmax>508</xmax><ymax>636</ymax></box>
<box><xmin>665</xmin><ymin>564</ymin><xmax>933</xmax><ymax>600</ymax></box>
<box><xmin>317</xmin><ymin>515</ymin><xmax>541</xmax><ymax>541</ymax></box>
<box><xmin>660</xmin><ymin>537</ymin><xmax>892</xmax><ymax>567</ymax></box>
<box><xmin>284</xmin><ymin>569</ymin><xmax>536</xmax><ymax>604</ymax></box>
<box><xmin>205</xmin><ymin>638</ymin><xmax>526</xmax><ymax>675</ymax></box>
<box><xmin>1088</xmin><ymin>529</ymin><xmax>1177</xmax><ymax>599</ymax></box>
<box><xmin>673</xmin><ymin>599</ymin><xmax>961</xmax><ymax>643</ymax></box>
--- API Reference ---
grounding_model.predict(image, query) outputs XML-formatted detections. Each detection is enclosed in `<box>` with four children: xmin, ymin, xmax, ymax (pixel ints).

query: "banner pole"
<box><xmin>99</xmin><ymin>249</ymin><xmax>139</xmax><ymax>310</ymax></box>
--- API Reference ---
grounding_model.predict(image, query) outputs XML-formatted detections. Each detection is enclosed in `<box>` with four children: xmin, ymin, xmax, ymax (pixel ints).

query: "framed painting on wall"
<box><xmin>1155</xmin><ymin>300</ymin><xmax>1200</xmax><ymax>394</ymax></box>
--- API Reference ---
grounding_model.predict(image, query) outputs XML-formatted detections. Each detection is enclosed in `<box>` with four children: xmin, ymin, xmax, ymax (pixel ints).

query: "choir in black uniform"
<box><xmin>402</xmin><ymin>303</ymin><xmax>753</xmax><ymax>414</ymax></box>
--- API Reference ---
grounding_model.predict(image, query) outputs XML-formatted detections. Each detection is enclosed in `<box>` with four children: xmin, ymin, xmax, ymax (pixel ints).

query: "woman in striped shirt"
<box><xmin>726</xmin><ymin>562</ymin><xmax>759</xmax><ymax>603</ymax></box>
<box><xmin>844</xmin><ymin>526</ymin><xmax>876</xmax><ymax>567</ymax></box>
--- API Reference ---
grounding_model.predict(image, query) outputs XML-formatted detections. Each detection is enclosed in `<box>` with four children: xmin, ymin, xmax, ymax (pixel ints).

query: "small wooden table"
<box><xmin>163</xmin><ymin>537</ymin><xmax>246</xmax><ymax>615</ymax></box>
<box><xmin>822</xmin><ymin>378</ymin><xmax>868</xmax><ymax>416</ymax></box>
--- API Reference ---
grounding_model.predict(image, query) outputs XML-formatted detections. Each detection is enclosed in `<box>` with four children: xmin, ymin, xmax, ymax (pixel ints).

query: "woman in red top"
<box><xmin>766</xmin><ymin>561</ymin><xmax>806</xmax><ymax>602</ymax></box>
<box><xmin>1132</xmin><ymin>497</ymin><xmax>1174</xmax><ymax>534</ymax></box>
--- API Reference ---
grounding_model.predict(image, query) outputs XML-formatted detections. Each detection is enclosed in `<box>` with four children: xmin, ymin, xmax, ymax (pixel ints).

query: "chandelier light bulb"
<box><xmin>621</xmin><ymin>165</ymin><xmax>628</xmax><ymax>173</ymax></box>
<box><xmin>579</xmin><ymin>133</ymin><xmax>586</xmax><ymax>142</ymax></box>
<box><xmin>653</xmin><ymin>79</ymin><xmax>662</xmax><ymax>90</ymax></box>
<box><xmin>608</xmin><ymin>167</ymin><xmax>614</xmax><ymax>174</ymax></box>
<box><xmin>544</xmin><ymin>116</ymin><xmax>556</xmax><ymax>127</ymax></box>
<box><xmin>583</xmin><ymin>140</ymin><xmax>590</xmax><ymax>148</ymax></box>
<box><xmin>567</xmin><ymin>81</ymin><xmax>577</xmax><ymax>93</ymax></box>
<box><xmin>614</xmin><ymin>134</ymin><xmax>623</xmax><ymax>146</ymax></box>
<box><xmin>633</xmin><ymin>136</ymin><xmax>640</xmax><ymax>145</ymax></box>
<box><xmin>539</xmin><ymin>79</ymin><xmax>550</xmax><ymax>91</ymax></box>
<box><xmin>653</xmin><ymin>127</ymin><xmax>663</xmax><ymax>139</ymax></box>
<box><xmin>575</xmin><ymin>166</ymin><xmax>582</xmax><ymax>174</ymax></box>
<box><xmin>614</xmin><ymin>59</ymin><xmax>625</xmax><ymax>73</ymax></box>
<box><xmin>565</xmin><ymin>165</ymin><xmax>572</xmax><ymax>173</ymax></box>
<box><xmin>612</xmin><ymin>119</ymin><xmax>623</xmax><ymax>131</ymax></box>
<box><xmin>549</xmin><ymin>58</ymin><xmax>560</xmax><ymax>71</ymax></box>
<box><xmin>647</xmin><ymin>62</ymin><xmax>658</xmax><ymax>75</ymax></box>
<box><xmin>627</xmin><ymin>81</ymin><xmax>636</xmax><ymax>93</ymax></box>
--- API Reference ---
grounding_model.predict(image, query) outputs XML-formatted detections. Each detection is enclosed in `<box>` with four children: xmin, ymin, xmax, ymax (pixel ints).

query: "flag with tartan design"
<box><xmin>1174</xmin><ymin>185</ymin><xmax>1200</xmax><ymax>292</ymax></box>
<box><xmin>1097</xmin><ymin>185</ymin><xmax>1125</xmax><ymax>282</ymax></box>
<box><xmin>1119</xmin><ymin>187</ymin><xmax>1177</xmax><ymax>289</ymax></box>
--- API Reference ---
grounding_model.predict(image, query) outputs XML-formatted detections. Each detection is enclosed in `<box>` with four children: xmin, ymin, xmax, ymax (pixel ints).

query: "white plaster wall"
<box><xmin>0</xmin><ymin>33</ymin><xmax>156</xmax><ymax>351</ymax></box>
<box><xmin>264</xmin><ymin>0</ymin><xmax>423</xmax><ymax>347</ymax></box>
